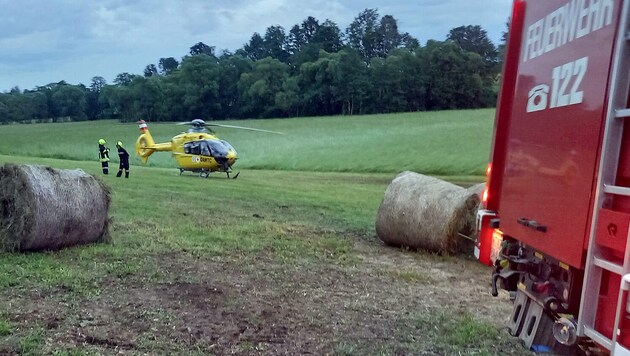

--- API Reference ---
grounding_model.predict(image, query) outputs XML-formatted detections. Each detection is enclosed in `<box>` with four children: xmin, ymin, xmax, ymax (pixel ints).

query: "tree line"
<box><xmin>0</xmin><ymin>9</ymin><xmax>505</xmax><ymax>124</ymax></box>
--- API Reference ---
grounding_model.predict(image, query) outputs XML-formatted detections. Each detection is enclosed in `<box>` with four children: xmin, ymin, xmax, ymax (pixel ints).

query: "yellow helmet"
<box><xmin>116</xmin><ymin>141</ymin><xmax>123</xmax><ymax>147</ymax></box>
<box><xmin>98</xmin><ymin>138</ymin><xmax>106</xmax><ymax>145</ymax></box>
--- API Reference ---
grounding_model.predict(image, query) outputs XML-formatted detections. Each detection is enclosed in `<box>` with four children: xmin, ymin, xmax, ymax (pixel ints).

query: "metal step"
<box><xmin>615</xmin><ymin>109</ymin><xmax>630</xmax><ymax>118</ymax></box>
<box><xmin>603</xmin><ymin>184</ymin><xmax>630</xmax><ymax>196</ymax></box>
<box><xmin>584</xmin><ymin>325</ymin><xmax>612</xmax><ymax>351</ymax></box>
<box><xmin>593</xmin><ymin>256</ymin><xmax>624</xmax><ymax>275</ymax></box>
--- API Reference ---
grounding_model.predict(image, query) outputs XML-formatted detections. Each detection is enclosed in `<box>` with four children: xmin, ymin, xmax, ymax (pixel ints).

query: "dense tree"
<box><xmin>90</xmin><ymin>76</ymin><xmax>107</xmax><ymax>93</ymax></box>
<box><xmin>329</xmin><ymin>49</ymin><xmax>369</xmax><ymax>115</ymax></box>
<box><xmin>114</xmin><ymin>73</ymin><xmax>137</xmax><ymax>86</ymax></box>
<box><xmin>243</xmin><ymin>33</ymin><xmax>266</xmax><ymax>61</ymax></box>
<box><xmin>86</xmin><ymin>76</ymin><xmax>107</xmax><ymax>119</ymax></box>
<box><xmin>50</xmin><ymin>85</ymin><xmax>87</xmax><ymax>120</ymax></box>
<box><xmin>144</xmin><ymin>64</ymin><xmax>158</xmax><ymax>77</ymax></box>
<box><xmin>263</xmin><ymin>25</ymin><xmax>290</xmax><ymax>63</ymax></box>
<box><xmin>175</xmin><ymin>55</ymin><xmax>221</xmax><ymax>120</ymax></box>
<box><xmin>422</xmin><ymin>40</ymin><xmax>494</xmax><ymax>110</ymax></box>
<box><xmin>497</xmin><ymin>20</ymin><xmax>510</xmax><ymax>62</ymax></box>
<box><xmin>287</xmin><ymin>25</ymin><xmax>305</xmax><ymax>55</ymax></box>
<box><xmin>238</xmin><ymin>58</ymin><xmax>291</xmax><ymax>118</ymax></box>
<box><xmin>297</xmin><ymin>52</ymin><xmax>339</xmax><ymax>116</ymax></box>
<box><xmin>301</xmin><ymin>16</ymin><xmax>320</xmax><ymax>43</ymax></box>
<box><xmin>217</xmin><ymin>55</ymin><xmax>253</xmax><ymax>119</ymax></box>
<box><xmin>190</xmin><ymin>42</ymin><xmax>215</xmax><ymax>56</ymax></box>
<box><xmin>311</xmin><ymin>20</ymin><xmax>344</xmax><ymax>53</ymax></box>
<box><xmin>159</xmin><ymin>57</ymin><xmax>179</xmax><ymax>75</ymax></box>
<box><xmin>0</xmin><ymin>102</ymin><xmax>9</xmax><ymax>124</ymax></box>
<box><xmin>447</xmin><ymin>25</ymin><xmax>498</xmax><ymax>64</ymax></box>
<box><xmin>346</xmin><ymin>9</ymin><xmax>381</xmax><ymax>61</ymax></box>
<box><xmin>1</xmin><ymin>9</ymin><xmax>502</xmax><ymax>123</ymax></box>
<box><xmin>400</xmin><ymin>33</ymin><xmax>420</xmax><ymax>50</ymax></box>
<box><xmin>378</xmin><ymin>15</ymin><xmax>401</xmax><ymax>56</ymax></box>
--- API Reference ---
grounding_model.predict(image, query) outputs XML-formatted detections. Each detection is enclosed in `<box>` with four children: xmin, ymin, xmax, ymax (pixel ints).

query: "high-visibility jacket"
<box><xmin>99</xmin><ymin>145</ymin><xmax>110</xmax><ymax>162</ymax></box>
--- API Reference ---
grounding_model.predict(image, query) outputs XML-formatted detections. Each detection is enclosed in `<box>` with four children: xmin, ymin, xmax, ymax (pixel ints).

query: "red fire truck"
<box><xmin>476</xmin><ymin>0</ymin><xmax>630</xmax><ymax>353</ymax></box>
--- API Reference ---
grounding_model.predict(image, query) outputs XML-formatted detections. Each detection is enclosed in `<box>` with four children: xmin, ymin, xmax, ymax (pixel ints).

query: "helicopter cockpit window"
<box><xmin>200</xmin><ymin>141</ymin><xmax>212</xmax><ymax>156</ymax></box>
<box><xmin>205</xmin><ymin>140</ymin><xmax>230</xmax><ymax>158</ymax></box>
<box><xmin>184</xmin><ymin>142</ymin><xmax>202</xmax><ymax>155</ymax></box>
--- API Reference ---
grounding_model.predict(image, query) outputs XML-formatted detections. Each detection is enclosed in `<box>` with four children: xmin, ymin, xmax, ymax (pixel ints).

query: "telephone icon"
<box><xmin>526</xmin><ymin>84</ymin><xmax>549</xmax><ymax>113</ymax></box>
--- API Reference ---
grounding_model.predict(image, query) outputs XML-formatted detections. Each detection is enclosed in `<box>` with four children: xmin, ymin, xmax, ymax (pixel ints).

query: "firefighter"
<box><xmin>98</xmin><ymin>138</ymin><xmax>110</xmax><ymax>175</ymax></box>
<box><xmin>115</xmin><ymin>141</ymin><xmax>130</xmax><ymax>178</ymax></box>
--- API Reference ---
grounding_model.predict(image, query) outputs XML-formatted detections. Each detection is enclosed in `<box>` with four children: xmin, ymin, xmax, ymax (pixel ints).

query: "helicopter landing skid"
<box><xmin>227</xmin><ymin>171</ymin><xmax>240</xmax><ymax>179</ymax></box>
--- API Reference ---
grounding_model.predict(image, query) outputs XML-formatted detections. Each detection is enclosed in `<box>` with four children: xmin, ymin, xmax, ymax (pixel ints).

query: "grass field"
<box><xmin>0</xmin><ymin>110</ymin><xmax>532</xmax><ymax>355</ymax></box>
<box><xmin>0</xmin><ymin>109</ymin><xmax>495</xmax><ymax>176</ymax></box>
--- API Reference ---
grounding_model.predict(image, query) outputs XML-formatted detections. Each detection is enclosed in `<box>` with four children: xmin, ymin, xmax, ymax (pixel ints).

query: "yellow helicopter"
<box><xmin>135</xmin><ymin>119</ymin><xmax>281</xmax><ymax>178</ymax></box>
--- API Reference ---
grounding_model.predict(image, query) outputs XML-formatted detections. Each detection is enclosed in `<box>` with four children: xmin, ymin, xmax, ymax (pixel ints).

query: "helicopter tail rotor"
<box><xmin>136</xmin><ymin>121</ymin><xmax>156</xmax><ymax>163</ymax></box>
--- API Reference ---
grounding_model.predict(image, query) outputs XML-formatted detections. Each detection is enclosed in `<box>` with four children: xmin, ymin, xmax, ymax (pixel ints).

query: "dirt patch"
<box><xmin>0</xmin><ymin>237</ymin><xmax>528</xmax><ymax>355</ymax></box>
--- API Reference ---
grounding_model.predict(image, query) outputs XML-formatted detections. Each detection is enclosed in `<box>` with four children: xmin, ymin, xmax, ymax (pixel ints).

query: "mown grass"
<box><xmin>0</xmin><ymin>154</ymin><xmax>377</xmax><ymax>294</ymax></box>
<box><xmin>0</xmin><ymin>109</ymin><xmax>494</xmax><ymax>175</ymax></box>
<box><xmin>0</xmin><ymin>111</ymin><xmax>523</xmax><ymax>355</ymax></box>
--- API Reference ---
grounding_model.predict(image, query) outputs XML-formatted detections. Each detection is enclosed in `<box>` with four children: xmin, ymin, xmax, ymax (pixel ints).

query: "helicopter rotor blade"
<box><xmin>205</xmin><ymin>123</ymin><xmax>284</xmax><ymax>135</ymax></box>
<box><xmin>174</xmin><ymin>120</ymin><xmax>283</xmax><ymax>134</ymax></box>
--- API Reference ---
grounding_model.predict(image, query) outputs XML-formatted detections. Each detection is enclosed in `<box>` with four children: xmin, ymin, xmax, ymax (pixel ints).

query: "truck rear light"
<box><xmin>481</xmin><ymin>163</ymin><xmax>491</xmax><ymax>207</ymax></box>
<box><xmin>476</xmin><ymin>211</ymin><xmax>500</xmax><ymax>266</ymax></box>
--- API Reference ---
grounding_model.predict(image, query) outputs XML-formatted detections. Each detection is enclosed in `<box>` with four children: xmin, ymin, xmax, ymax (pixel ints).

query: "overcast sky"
<box><xmin>0</xmin><ymin>0</ymin><xmax>512</xmax><ymax>92</ymax></box>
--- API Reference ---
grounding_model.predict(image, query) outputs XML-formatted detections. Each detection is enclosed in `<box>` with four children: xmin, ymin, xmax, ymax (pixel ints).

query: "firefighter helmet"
<box><xmin>98</xmin><ymin>138</ymin><xmax>106</xmax><ymax>145</ymax></box>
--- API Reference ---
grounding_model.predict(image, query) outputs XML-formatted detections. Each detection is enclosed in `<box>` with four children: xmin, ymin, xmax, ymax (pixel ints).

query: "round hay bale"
<box><xmin>0</xmin><ymin>164</ymin><xmax>111</xmax><ymax>252</ymax></box>
<box><xmin>375</xmin><ymin>171</ymin><xmax>481</xmax><ymax>254</ymax></box>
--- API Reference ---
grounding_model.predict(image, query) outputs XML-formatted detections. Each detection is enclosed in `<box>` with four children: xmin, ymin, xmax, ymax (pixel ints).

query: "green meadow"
<box><xmin>0</xmin><ymin>109</ymin><xmax>494</xmax><ymax>176</ymax></box>
<box><xmin>0</xmin><ymin>110</ymin><xmax>531</xmax><ymax>355</ymax></box>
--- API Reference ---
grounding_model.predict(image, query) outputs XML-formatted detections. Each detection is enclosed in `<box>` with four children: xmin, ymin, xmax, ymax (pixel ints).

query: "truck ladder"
<box><xmin>578</xmin><ymin>1</ymin><xmax>630</xmax><ymax>352</ymax></box>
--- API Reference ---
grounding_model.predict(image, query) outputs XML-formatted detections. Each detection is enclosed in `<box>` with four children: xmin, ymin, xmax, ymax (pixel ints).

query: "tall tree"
<box><xmin>263</xmin><ymin>25</ymin><xmax>290</xmax><ymax>63</ymax></box>
<box><xmin>497</xmin><ymin>20</ymin><xmax>510</xmax><ymax>62</ymax></box>
<box><xmin>297</xmin><ymin>52</ymin><xmax>338</xmax><ymax>116</ymax></box>
<box><xmin>346</xmin><ymin>9</ymin><xmax>381</xmax><ymax>61</ymax></box>
<box><xmin>144</xmin><ymin>64</ymin><xmax>158</xmax><ymax>77</ymax></box>
<box><xmin>447</xmin><ymin>25</ymin><xmax>498</xmax><ymax>64</ymax></box>
<box><xmin>243</xmin><ymin>33</ymin><xmax>267</xmax><ymax>61</ymax></box>
<box><xmin>90</xmin><ymin>76</ymin><xmax>107</xmax><ymax>93</ymax></box>
<box><xmin>50</xmin><ymin>85</ymin><xmax>87</xmax><ymax>120</ymax></box>
<box><xmin>237</xmin><ymin>57</ymin><xmax>290</xmax><ymax>118</ymax></box>
<box><xmin>176</xmin><ymin>55</ymin><xmax>221</xmax><ymax>120</ymax></box>
<box><xmin>422</xmin><ymin>40</ymin><xmax>494</xmax><ymax>110</ymax></box>
<box><xmin>217</xmin><ymin>54</ymin><xmax>253</xmax><ymax>119</ymax></box>
<box><xmin>400</xmin><ymin>33</ymin><xmax>420</xmax><ymax>50</ymax></box>
<box><xmin>311</xmin><ymin>19</ymin><xmax>344</xmax><ymax>53</ymax></box>
<box><xmin>190</xmin><ymin>42</ymin><xmax>215</xmax><ymax>56</ymax></box>
<box><xmin>378</xmin><ymin>15</ymin><xmax>401</xmax><ymax>56</ymax></box>
<box><xmin>287</xmin><ymin>24</ymin><xmax>305</xmax><ymax>55</ymax></box>
<box><xmin>114</xmin><ymin>73</ymin><xmax>137</xmax><ymax>86</ymax></box>
<box><xmin>87</xmin><ymin>76</ymin><xmax>107</xmax><ymax>119</ymax></box>
<box><xmin>329</xmin><ymin>49</ymin><xmax>369</xmax><ymax>115</ymax></box>
<box><xmin>159</xmin><ymin>57</ymin><xmax>179</xmax><ymax>75</ymax></box>
<box><xmin>301</xmin><ymin>16</ymin><xmax>320</xmax><ymax>43</ymax></box>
